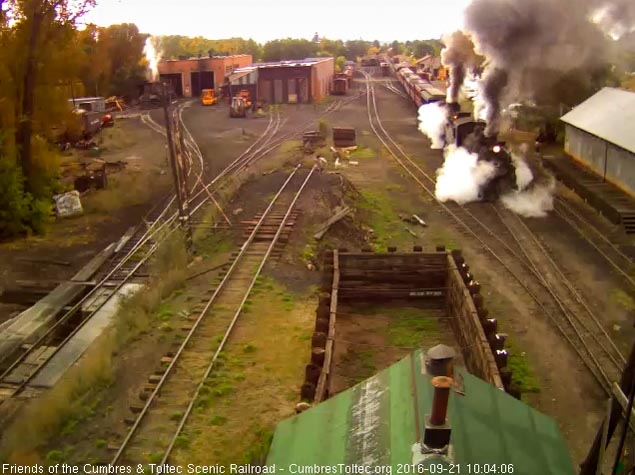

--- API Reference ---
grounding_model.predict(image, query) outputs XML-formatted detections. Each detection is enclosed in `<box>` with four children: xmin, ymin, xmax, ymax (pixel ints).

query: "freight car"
<box><xmin>397</xmin><ymin>67</ymin><xmax>446</xmax><ymax>108</ymax></box>
<box><xmin>332</xmin><ymin>77</ymin><xmax>348</xmax><ymax>95</ymax></box>
<box><xmin>380</xmin><ymin>62</ymin><xmax>390</xmax><ymax>76</ymax></box>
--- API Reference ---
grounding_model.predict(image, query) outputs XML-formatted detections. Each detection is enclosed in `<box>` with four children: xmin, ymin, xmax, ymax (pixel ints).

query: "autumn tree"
<box><xmin>0</xmin><ymin>0</ymin><xmax>94</xmax><ymax>238</ymax></box>
<box><xmin>10</xmin><ymin>0</ymin><xmax>95</xmax><ymax>195</ymax></box>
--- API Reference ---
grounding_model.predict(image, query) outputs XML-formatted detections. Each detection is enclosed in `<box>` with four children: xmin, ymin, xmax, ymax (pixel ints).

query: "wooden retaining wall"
<box><xmin>301</xmin><ymin>246</ymin><xmax>517</xmax><ymax>406</ymax></box>
<box><xmin>446</xmin><ymin>253</ymin><xmax>503</xmax><ymax>390</ymax></box>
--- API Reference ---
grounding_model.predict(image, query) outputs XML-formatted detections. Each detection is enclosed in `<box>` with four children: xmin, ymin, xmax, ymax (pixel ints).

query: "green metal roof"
<box><xmin>267</xmin><ymin>350</ymin><xmax>575</xmax><ymax>474</ymax></box>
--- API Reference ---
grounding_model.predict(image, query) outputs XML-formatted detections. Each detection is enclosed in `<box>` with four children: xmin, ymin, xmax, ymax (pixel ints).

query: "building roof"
<box><xmin>266</xmin><ymin>350</ymin><xmax>575</xmax><ymax>474</ymax></box>
<box><xmin>227</xmin><ymin>70</ymin><xmax>254</xmax><ymax>82</ymax></box>
<box><xmin>160</xmin><ymin>54</ymin><xmax>251</xmax><ymax>63</ymax></box>
<box><xmin>561</xmin><ymin>87</ymin><xmax>635</xmax><ymax>154</ymax></box>
<box><xmin>251</xmin><ymin>57</ymin><xmax>333</xmax><ymax>69</ymax></box>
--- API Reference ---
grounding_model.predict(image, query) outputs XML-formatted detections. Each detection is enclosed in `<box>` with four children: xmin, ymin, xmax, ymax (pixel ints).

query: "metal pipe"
<box><xmin>430</xmin><ymin>376</ymin><xmax>453</xmax><ymax>426</ymax></box>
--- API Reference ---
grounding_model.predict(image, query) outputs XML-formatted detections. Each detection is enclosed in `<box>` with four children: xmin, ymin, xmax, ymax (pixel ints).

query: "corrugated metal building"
<box><xmin>561</xmin><ymin>87</ymin><xmax>635</xmax><ymax>197</ymax></box>
<box><xmin>267</xmin><ymin>349</ymin><xmax>575</xmax><ymax>474</ymax></box>
<box><xmin>157</xmin><ymin>54</ymin><xmax>252</xmax><ymax>98</ymax></box>
<box><xmin>225</xmin><ymin>57</ymin><xmax>334</xmax><ymax>104</ymax></box>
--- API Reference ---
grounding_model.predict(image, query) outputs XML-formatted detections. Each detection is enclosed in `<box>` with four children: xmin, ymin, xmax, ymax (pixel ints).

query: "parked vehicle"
<box><xmin>230</xmin><ymin>97</ymin><xmax>247</xmax><ymax>118</ymax></box>
<box><xmin>201</xmin><ymin>89</ymin><xmax>217</xmax><ymax>106</ymax></box>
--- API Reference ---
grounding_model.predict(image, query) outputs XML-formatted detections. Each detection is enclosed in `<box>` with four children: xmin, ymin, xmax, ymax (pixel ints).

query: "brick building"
<box><xmin>157</xmin><ymin>54</ymin><xmax>252</xmax><ymax>97</ymax></box>
<box><xmin>225</xmin><ymin>57</ymin><xmax>335</xmax><ymax>104</ymax></box>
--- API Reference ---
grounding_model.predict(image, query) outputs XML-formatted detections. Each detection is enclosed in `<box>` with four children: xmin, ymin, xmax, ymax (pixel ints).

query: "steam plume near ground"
<box><xmin>500</xmin><ymin>152</ymin><xmax>555</xmax><ymax>217</ymax></box>
<box><xmin>418</xmin><ymin>103</ymin><xmax>447</xmax><ymax>149</ymax></box>
<box><xmin>143</xmin><ymin>37</ymin><xmax>162</xmax><ymax>82</ymax></box>
<box><xmin>435</xmin><ymin>145</ymin><xmax>497</xmax><ymax>205</ymax></box>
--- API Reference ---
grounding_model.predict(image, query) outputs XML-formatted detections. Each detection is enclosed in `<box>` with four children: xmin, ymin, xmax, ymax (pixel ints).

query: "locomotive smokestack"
<box><xmin>441</xmin><ymin>31</ymin><xmax>478</xmax><ymax>104</ymax></box>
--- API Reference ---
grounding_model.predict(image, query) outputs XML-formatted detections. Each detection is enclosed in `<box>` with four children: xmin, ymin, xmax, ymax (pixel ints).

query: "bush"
<box><xmin>0</xmin><ymin>134</ymin><xmax>56</xmax><ymax>240</ymax></box>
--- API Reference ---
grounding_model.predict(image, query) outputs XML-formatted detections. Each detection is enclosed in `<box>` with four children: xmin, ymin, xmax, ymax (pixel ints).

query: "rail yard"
<box><xmin>2</xmin><ymin>51</ymin><xmax>635</xmax><ymax>474</ymax></box>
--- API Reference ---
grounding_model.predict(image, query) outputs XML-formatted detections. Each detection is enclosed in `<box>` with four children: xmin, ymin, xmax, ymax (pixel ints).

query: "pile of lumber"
<box><xmin>332</xmin><ymin>127</ymin><xmax>356</xmax><ymax>147</ymax></box>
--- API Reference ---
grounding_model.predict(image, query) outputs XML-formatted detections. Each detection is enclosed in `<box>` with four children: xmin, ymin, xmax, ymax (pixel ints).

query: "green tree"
<box><xmin>262</xmin><ymin>38</ymin><xmax>318</xmax><ymax>61</ymax></box>
<box><xmin>344</xmin><ymin>40</ymin><xmax>370</xmax><ymax>60</ymax></box>
<box><xmin>99</xmin><ymin>23</ymin><xmax>147</xmax><ymax>98</ymax></box>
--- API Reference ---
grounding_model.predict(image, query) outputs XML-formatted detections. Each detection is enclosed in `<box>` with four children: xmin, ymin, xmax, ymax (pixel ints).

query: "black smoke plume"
<box><xmin>449</xmin><ymin>0</ymin><xmax>635</xmax><ymax>136</ymax></box>
<box><xmin>441</xmin><ymin>31</ymin><xmax>479</xmax><ymax>103</ymax></box>
<box><xmin>480</xmin><ymin>68</ymin><xmax>508</xmax><ymax>137</ymax></box>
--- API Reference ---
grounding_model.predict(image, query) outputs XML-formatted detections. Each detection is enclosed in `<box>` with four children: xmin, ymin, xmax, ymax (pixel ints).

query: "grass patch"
<box><xmin>277</xmin><ymin>140</ymin><xmax>302</xmax><ymax>157</ymax></box>
<box><xmin>387</xmin><ymin>308</ymin><xmax>441</xmax><ymax>347</ymax></box>
<box><xmin>210</xmin><ymin>416</ymin><xmax>227</xmax><ymax>426</ymax></box>
<box><xmin>611</xmin><ymin>289</ymin><xmax>635</xmax><ymax>312</ymax></box>
<box><xmin>82</xmin><ymin>171</ymin><xmax>169</xmax><ymax>215</ymax></box>
<box><xmin>341</xmin><ymin>348</ymin><xmax>376</xmax><ymax>384</ymax></box>
<box><xmin>358</xmin><ymin>190</ymin><xmax>402</xmax><ymax>252</ymax></box>
<box><xmin>115</xmin><ymin>231</ymin><xmax>188</xmax><ymax>344</ymax></box>
<box><xmin>241</xmin><ymin>427</ymin><xmax>274</xmax><ymax>464</ymax></box>
<box><xmin>45</xmin><ymin>450</ymin><xmax>65</xmax><ymax>464</ymax></box>
<box><xmin>174</xmin><ymin>435</ymin><xmax>191</xmax><ymax>449</ymax></box>
<box><xmin>169</xmin><ymin>276</ymin><xmax>314</xmax><ymax>467</ymax></box>
<box><xmin>349</xmin><ymin>147</ymin><xmax>376</xmax><ymax>160</ymax></box>
<box><xmin>302</xmin><ymin>240</ymin><xmax>318</xmax><ymax>265</ymax></box>
<box><xmin>505</xmin><ymin>339</ymin><xmax>540</xmax><ymax>394</ymax></box>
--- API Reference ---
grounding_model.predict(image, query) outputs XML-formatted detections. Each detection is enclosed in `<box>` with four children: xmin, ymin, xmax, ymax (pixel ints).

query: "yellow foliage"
<box><xmin>622</xmin><ymin>75</ymin><xmax>635</xmax><ymax>92</ymax></box>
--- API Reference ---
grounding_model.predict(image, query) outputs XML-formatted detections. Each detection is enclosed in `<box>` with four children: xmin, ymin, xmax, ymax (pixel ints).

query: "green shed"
<box><xmin>266</xmin><ymin>350</ymin><xmax>575</xmax><ymax>475</ymax></box>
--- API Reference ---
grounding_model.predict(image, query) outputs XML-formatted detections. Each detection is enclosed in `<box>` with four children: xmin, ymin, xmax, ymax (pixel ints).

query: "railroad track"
<box><xmin>110</xmin><ymin>164</ymin><xmax>316</xmax><ymax>466</ymax></box>
<box><xmin>0</xmin><ymin>107</ymin><xmax>282</xmax><ymax>407</ymax></box>
<box><xmin>0</xmin><ymin>95</ymin><xmax>357</xmax><ymax>410</ymax></box>
<box><xmin>493</xmin><ymin>205</ymin><xmax>624</xmax><ymax>389</ymax></box>
<box><xmin>553</xmin><ymin>196</ymin><xmax>635</xmax><ymax>289</ymax></box>
<box><xmin>361</xmin><ymin>70</ymin><xmax>625</xmax><ymax>394</ymax></box>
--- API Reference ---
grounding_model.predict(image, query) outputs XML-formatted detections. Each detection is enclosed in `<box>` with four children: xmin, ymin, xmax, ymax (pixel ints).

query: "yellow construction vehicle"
<box><xmin>201</xmin><ymin>89</ymin><xmax>217</xmax><ymax>106</ymax></box>
<box><xmin>230</xmin><ymin>96</ymin><xmax>247</xmax><ymax>118</ymax></box>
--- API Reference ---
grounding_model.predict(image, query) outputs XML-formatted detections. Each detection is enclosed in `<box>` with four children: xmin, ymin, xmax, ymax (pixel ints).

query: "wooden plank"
<box><xmin>314</xmin><ymin>207</ymin><xmax>352</xmax><ymax>240</ymax></box>
<box><xmin>114</xmin><ymin>226</ymin><xmax>137</xmax><ymax>254</ymax></box>
<box><xmin>315</xmin><ymin>250</ymin><xmax>339</xmax><ymax>403</ymax></box>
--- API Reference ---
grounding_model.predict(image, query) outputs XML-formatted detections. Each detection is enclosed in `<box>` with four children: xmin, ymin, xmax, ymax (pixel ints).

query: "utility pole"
<box><xmin>162</xmin><ymin>82</ymin><xmax>193</xmax><ymax>252</ymax></box>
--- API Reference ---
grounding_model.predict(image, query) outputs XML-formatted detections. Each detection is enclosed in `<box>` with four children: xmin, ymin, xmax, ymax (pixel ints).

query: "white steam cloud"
<box><xmin>500</xmin><ymin>179</ymin><xmax>556</xmax><ymax>217</ymax></box>
<box><xmin>143</xmin><ymin>37</ymin><xmax>162</xmax><ymax>82</ymax></box>
<box><xmin>417</xmin><ymin>103</ymin><xmax>447</xmax><ymax>149</ymax></box>
<box><xmin>435</xmin><ymin>145</ymin><xmax>498</xmax><ymax>205</ymax></box>
<box><xmin>500</xmin><ymin>154</ymin><xmax>555</xmax><ymax>217</ymax></box>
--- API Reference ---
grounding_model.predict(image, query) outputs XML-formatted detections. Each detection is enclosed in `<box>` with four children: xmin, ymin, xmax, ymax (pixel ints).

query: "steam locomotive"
<box><xmin>443</xmin><ymin>102</ymin><xmax>519</xmax><ymax>201</ymax></box>
<box><xmin>384</xmin><ymin>56</ymin><xmax>527</xmax><ymax>202</ymax></box>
